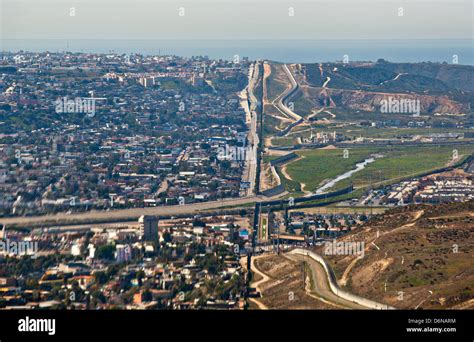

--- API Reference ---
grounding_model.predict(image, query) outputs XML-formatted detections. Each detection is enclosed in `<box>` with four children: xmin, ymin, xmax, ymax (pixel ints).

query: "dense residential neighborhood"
<box><xmin>0</xmin><ymin>214</ymin><xmax>250</xmax><ymax>309</ymax></box>
<box><xmin>0</xmin><ymin>51</ymin><xmax>472</xmax><ymax>314</ymax></box>
<box><xmin>0</xmin><ymin>52</ymin><xmax>251</xmax><ymax>217</ymax></box>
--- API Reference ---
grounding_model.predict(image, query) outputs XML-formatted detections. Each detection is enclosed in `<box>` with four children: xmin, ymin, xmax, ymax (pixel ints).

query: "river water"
<box><xmin>315</xmin><ymin>158</ymin><xmax>376</xmax><ymax>195</ymax></box>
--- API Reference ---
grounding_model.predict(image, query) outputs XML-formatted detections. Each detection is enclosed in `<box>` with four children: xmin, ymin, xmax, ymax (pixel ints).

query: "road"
<box><xmin>285</xmin><ymin>253</ymin><xmax>368</xmax><ymax>309</ymax></box>
<box><xmin>322</xmin><ymin>76</ymin><xmax>331</xmax><ymax>88</ymax></box>
<box><xmin>379</xmin><ymin>72</ymin><xmax>407</xmax><ymax>85</ymax></box>
<box><xmin>287</xmin><ymin>249</ymin><xmax>394</xmax><ymax>309</ymax></box>
<box><xmin>277</xmin><ymin>64</ymin><xmax>303</xmax><ymax>122</ymax></box>
<box><xmin>0</xmin><ymin>194</ymin><xmax>283</xmax><ymax>228</ymax></box>
<box><xmin>240</xmin><ymin>62</ymin><xmax>260</xmax><ymax>197</ymax></box>
<box><xmin>245</xmin><ymin>254</ymin><xmax>270</xmax><ymax>310</ymax></box>
<box><xmin>3</xmin><ymin>62</ymin><xmax>268</xmax><ymax>229</ymax></box>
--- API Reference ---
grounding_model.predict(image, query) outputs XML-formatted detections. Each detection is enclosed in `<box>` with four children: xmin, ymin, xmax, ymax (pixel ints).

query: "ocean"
<box><xmin>2</xmin><ymin>39</ymin><xmax>473</xmax><ymax>65</ymax></box>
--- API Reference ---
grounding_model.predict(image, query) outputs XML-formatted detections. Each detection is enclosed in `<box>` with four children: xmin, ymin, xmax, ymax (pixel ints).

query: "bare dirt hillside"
<box><xmin>322</xmin><ymin>201</ymin><xmax>474</xmax><ymax>309</ymax></box>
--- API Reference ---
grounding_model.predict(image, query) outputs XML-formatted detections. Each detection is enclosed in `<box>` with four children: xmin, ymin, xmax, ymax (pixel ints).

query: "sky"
<box><xmin>1</xmin><ymin>0</ymin><xmax>473</xmax><ymax>41</ymax></box>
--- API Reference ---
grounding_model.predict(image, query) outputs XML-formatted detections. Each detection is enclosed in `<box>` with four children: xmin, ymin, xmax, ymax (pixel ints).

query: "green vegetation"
<box><xmin>285</xmin><ymin>148</ymin><xmax>376</xmax><ymax>192</ymax></box>
<box><xmin>283</xmin><ymin>145</ymin><xmax>473</xmax><ymax>193</ymax></box>
<box><xmin>276</xmin><ymin>167</ymin><xmax>302</xmax><ymax>193</ymax></box>
<box><xmin>304</xmin><ymin>60</ymin><xmax>474</xmax><ymax>95</ymax></box>
<box><xmin>95</xmin><ymin>244</ymin><xmax>116</xmax><ymax>260</ymax></box>
<box><xmin>212</xmin><ymin>72</ymin><xmax>247</xmax><ymax>92</ymax></box>
<box><xmin>334</xmin><ymin>145</ymin><xmax>473</xmax><ymax>190</ymax></box>
<box><xmin>270</xmin><ymin>137</ymin><xmax>297</xmax><ymax>146</ymax></box>
<box><xmin>292</xmin><ymin>92</ymin><xmax>315</xmax><ymax>118</ymax></box>
<box><xmin>262</xmin><ymin>110</ymin><xmax>285</xmax><ymax>136</ymax></box>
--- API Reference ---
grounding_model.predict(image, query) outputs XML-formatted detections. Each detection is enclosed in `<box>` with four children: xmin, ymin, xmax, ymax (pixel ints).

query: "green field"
<box><xmin>283</xmin><ymin>145</ymin><xmax>473</xmax><ymax>193</ymax></box>
<box><xmin>292</xmin><ymin>92</ymin><xmax>314</xmax><ymax>118</ymax></box>
<box><xmin>285</xmin><ymin>148</ymin><xmax>376</xmax><ymax>192</ymax></box>
<box><xmin>270</xmin><ymin>137</ymin><xmax>298</xmax><ymax>146</ymax></box>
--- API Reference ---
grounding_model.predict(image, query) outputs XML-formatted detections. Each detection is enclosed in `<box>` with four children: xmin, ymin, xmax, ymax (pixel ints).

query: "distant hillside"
<box><xmin>300</xmin><ymin>60</ymin><xmax>474</xmax><ymax>117</ymax></box>
<box><xmin>305</xmin><ymin>60</ymin><xmax>474</xmax><ymax>93</ymax></box>
<box><xmin>322</xmin><ymin>201</ymin><xmax>474</xmax><ymax>309</ymax></box>
<box><xmin>374</xmin><ymin>60</ymin><xmax>474</xmax><ymax>93</ymax></box>
<box><xmin>302</xmin><ymin>87</ymin><xmax>469</xmax><ymax>115</ymax></box>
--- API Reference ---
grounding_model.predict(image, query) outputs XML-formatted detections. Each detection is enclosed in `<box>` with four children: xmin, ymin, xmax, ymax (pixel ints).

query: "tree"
<box><xmin>94</xmin><ymin>271</ymin><xmax>108</xmax><ymax>285</ymax></box>
<box><xmin>95</xmin><ymin>244</ymin><xmax>116</xmax><ymax>260</ymax></box>
<box><xmin>162</xmin><ymin>231</ymin><xmax>172</xmax><ymax>244</ymax></box>
<box><xmin>136</xmin><ymin>270</ymin><xmax>145</xmax><ymax>287</ymax></box>
<box><xmin>142</xmin><ymin>290</ymin><xmax>152</xmax><ymax>302</ymax></box>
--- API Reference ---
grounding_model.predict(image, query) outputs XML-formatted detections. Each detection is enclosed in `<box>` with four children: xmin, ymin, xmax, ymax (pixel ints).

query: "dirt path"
<box><xmin>262</xmin><ymin>62</ymin><xmax>271</xmax><ymax>105</ymax></box>
<box><xmin>339</xmin><ymin>255</ymin><xmax>364</xmax><ymax>287</ymax></box>
<box><xmin>285</xmin><ymin>253</ymin><xmax>366</xmax><ymax>309</ymax></box>
<box><xmin>429</xmin><ymin>212</ymin><xmax>474</xmax><ymax>220</ymax></box>
<box><xmin>279</xmin><ymin>156</ymin><xmax>303</xmax><ymax>182</ymax></box>
<box><xmin>264</xmin><ymin>136</ymin><xmax>273</xmax><ymax>147</ymax></box>
<box><xmin>278</xmin><ymin>156</ymin><xmax>314</xmax><ymax>195</ymax></box>
<box><xmin>339</xmin><ymin>210</ymin><xmax>425</xmax><ymax>286</ymax></box>
<box><xmin>446</xmin><ymin>154</ymin><xmax>464</xmax><ymax>167</ymax></box>
<box><xmin>248</xmin><ymin>255</ymin><xmax>272</xmax><ymax>310</ymax></box>
<box><xmin>280</xmin><ymin>163</ymin><xmax>294</xmax><ymax>181</ymax></box>
<box><xmin>451</xmin><ymin>298</ymin><xmax>474</xmax><ymax>309</ymax></box>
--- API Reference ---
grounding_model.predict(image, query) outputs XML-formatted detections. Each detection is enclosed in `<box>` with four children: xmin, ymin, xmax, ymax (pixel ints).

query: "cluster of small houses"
<box><xmin>287</xmin><ymin>211</ymin><xmax>369</xmax><ymax>239</ymax></box>
<box><xmin>0</xmin><ymin>214</ymin><xmax>251</xmax><ymax>310</ymax></box>
<box><xmin>384</xmin><ymin>174</ymin><xmax>473</xmax><ymax>204</ymax></box>
<box><xmin>0</xmin><ymin>52</ymin><xmax>252</xmax><ymax>216</ymax></box>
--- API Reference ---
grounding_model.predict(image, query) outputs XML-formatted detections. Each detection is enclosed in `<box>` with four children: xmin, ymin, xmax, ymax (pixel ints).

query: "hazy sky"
<box><xmin>1</xmin><ymin>0</ymin><xmax>473</xmax><ymax>40</ymax></box>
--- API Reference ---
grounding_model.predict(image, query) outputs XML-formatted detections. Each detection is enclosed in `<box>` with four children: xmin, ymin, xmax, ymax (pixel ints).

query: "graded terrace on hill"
<box><xmin>305</xmin><ymin>60</ymin><xmax>474</xmax><ymax>93</ymax></box>
<box><xmin>263</xmin><ymin>60</ymin><xmax>474</xmax><ymax>140</ymax></box>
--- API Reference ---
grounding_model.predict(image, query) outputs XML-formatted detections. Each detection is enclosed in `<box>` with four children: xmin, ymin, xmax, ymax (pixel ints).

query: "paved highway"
<box><xmin>240</xmin><ymin>62</ymin><xmax>260</xmax><ymax>197</ymax></box>
<box><xmin>0</xmin><ymin>194</ymin><xmax>280</xmax><ymax>228</ymax></box>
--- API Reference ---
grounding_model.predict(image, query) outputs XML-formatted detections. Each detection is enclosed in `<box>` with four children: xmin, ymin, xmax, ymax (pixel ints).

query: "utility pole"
<box><xmin>277</xmin><ymin>218</ymin><xmax>281</xmax><ymax>255</ymax></box>
<box><xmin>302</xmin><ymin>261</ymin><xmax>305</xmax><ymax>290</ymax></box>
